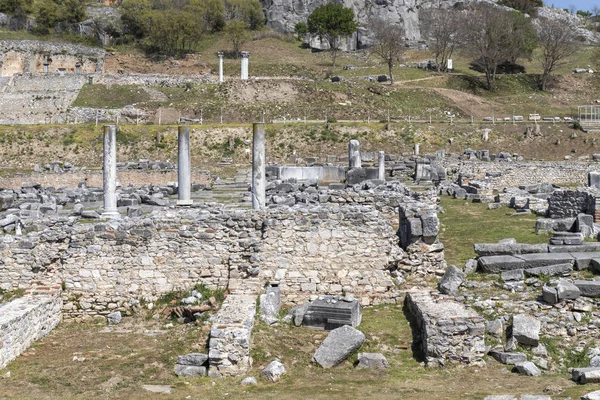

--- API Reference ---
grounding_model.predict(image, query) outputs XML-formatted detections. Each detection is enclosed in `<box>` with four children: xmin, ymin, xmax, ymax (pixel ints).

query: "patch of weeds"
<box><xmin>0</xmin><ymin>287</ymin><xmax>25</xmax><ymax>304</ymax></box>
<box><xmin>192</xmin><ymin>283</ymin><xmax>226</xmax><ymax>303</ymax></box>
<box><xmin>564</xmin><ymin>344</ymin><xmax>591</xmax><ymax>368</ymax></box>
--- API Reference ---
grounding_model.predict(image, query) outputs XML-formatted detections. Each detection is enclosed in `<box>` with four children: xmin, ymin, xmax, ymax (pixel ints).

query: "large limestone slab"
<box><xmin>524</xmin><ymin>263</ymin><xmax>573</xmax><ymax>277</ymax></box>
<box><xmin>570</xmin><ymin>252</ymin><xmax>600</xmax><ymax>270</ymax></box>
<box><xmin>574</xmin><ymin>280</ymin><xmax>600</xmax><ymax>298</ymax></box>
<box><xmin>474</xmin><ymin>243</ymin><xmax>548</xmax><ymax>256</ymax></box>
<box><xmin>548</xmin><ymin>243</ymin><xmax>600</xmax><ymax>253</ymax></box>
<box><xmin>573</xmin><ymin>367</ymin><xmax>600</xmax><ymax>384</ymax></box>
<box><xmin>512</xmin><ymin>314</ymin><xmax>540</xmax><ymax>347</ymax></box>
<box><xmin>478</xmin><ymin>255</ymin><xmax>525</xmax><ymax>273</ymax></box>
<box><xmin>515</xmin><ymin>253</ymin><xmax>574</xmax><ymax>269</ymax></box>
<box><xmin>312</xmin><ymin>325</ymin><xmax>365</xmax><ymax>368</ymax></box>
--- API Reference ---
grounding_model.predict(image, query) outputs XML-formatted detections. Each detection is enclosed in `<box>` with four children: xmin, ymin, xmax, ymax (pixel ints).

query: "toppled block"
<box><xmin>302</xmin><ymin>295</ymin><xmax>361</xmax><ymax>330</ymax></box>
<box><xmin>501</xmin><ymin>269</ymin><xmax>524</xmax><ymax>282</ymax></box>
<box><xmin>174</xmin><ymin>353</ymin><xmax>208</xmax><ymax>377</ymax></box>
<box><xmin>542</xmin><ymin>286</ymin><xmax>559</xmax><ymax>304</ymax></box>
<box><xmin>515</xmin><ymin>253</ymin><xmax>574</xmax><ymax>269</ymax></box>
<box><xmin>514</xmin><ymin>361</ymin><xmax>541</xmax><ymax>376</ymax></box>
<box><xmin>474</xmin><ymin>243</ymin><xmax>547</xmax><ymax>256</ymax></box>
<box><xmin>489</xmin><ymin>351</ymin><xmax>527</xmax><ymax>365</ymax></box>
<box><xmin>512</xmin><ymin>314</ymin><xmax>540</xmax><ymax>347</ymax></box>
<box><xmin>312</xmin><ymin>325</ymin><xmax>365</xmax><ymax>368</ymax></box>
<box><xmin>572</xmin><ymin>367</ymin><xmax>600</xmax><ymax>384</ymax></box>
<box><xmin>548</xmin><ymin>243</ymin><xmax>600</xmax><ymax>253</ymax></box>
<box><xmin>524</xmin><ymin>263</ymin><xmax>573</xmax><ymax>277</ymax></box>
<box><xmin>438</xmin><ymin>265</ymin><xmax>465</xmax><ymax>295</ymax></box>
<box><xmin>404</xmin><ymin>292</ymin><xmax>485</xmax><ymax>366</ymax></box>
<box><xmin>574</xmin><ymin>280</ymin><xmax>600</xmax><ymax>298</ymax></box>
<box><xmin>549</xmin><ymin>232</ymin><xmax>584</xmax><ymax>245</ymax></box>
<box><xmin>355</xmin><ymin>353</ymin><xmax>389</xmax><ymax>369</ymax></box>
<box><xmin>557</xmin><ymin>279</ymin><xmax>581</xmax><ymax>300</ymax></box>
<box><xmin>571</xmin><ymin>252</ymin><xmax>600</xmax><ymax>270</ymax></box>
<box><xmin>478</xmin><ymin>255</ymin><xmax>525</xmax><ymax>273</ymax></box>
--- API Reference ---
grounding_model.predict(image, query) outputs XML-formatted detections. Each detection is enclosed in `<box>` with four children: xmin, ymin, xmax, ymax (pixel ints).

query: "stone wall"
<box><xmin>448</xmin><ymin>161</ymin><xmax>600</xmax><ymax>189</ymax></box>
<box><xmin>0</xmin><ymin>294</ymin><xmax>62</xmax><ymax>369</ymax></box>
<box><xmin>0</xmin><ymin>40</ymin><xmax>105</xmax><ymax>77</ymax></box>
<box><xmin>404</xmin><ymin>291</ymin><xmax>486</xmax><ymax>367</ymax></box>
<box><xmin>0</xmin><ymin>203</ymin><xmax>412</xmax><ymax>317</ymax></box>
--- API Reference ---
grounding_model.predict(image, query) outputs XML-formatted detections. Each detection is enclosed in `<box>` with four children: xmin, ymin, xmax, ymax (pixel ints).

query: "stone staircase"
<box><xmin>193</xmin><ymin>169</ymin><xmax>252</xmax><ymax>207</ymax></box>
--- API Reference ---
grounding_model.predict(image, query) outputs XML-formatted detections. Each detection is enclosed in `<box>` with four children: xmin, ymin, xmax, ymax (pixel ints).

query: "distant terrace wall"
<box><xmin>0</xmin><ymin>40</ymin><xmax>105</xmax><ymax>77</ymax></box>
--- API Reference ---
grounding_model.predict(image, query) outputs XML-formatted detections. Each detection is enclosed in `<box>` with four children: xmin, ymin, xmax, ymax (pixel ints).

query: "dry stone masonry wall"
<box><xmin>0</xmin><ymin>294</ymin><xmax>62</xmax><ymax>369</ymax></box>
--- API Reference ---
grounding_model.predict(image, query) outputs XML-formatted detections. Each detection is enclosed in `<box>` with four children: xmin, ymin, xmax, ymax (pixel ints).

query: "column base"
<box><xmin>101</xmin><ymin>211</ymin><xmax>121</xmax><ymax>219</ymax></box>
<box><xmin>177</xmin><ymin>199</ymin><xmax>194</xmax><ymax>206</ymax></box>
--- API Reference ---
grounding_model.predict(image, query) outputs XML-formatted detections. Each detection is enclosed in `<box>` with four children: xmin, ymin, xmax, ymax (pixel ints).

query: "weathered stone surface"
<box><xmin>512</xmin><ymin>314</ymin><xmax>540</xmax><ymax>347</ymax></box>
<box><xmin>573</xmin><ymin>367</ymin><xmax>600</xmax><ymax>384</ymax></box>
<box><xmin>542</xmin><ymin>286</ymin><xmax>559</xmax><ymax>305</ymax></box>
<box><xmin>241</xmin><ymin>376</ymin><xmax>258</xmax><ymax>385</ymax></box>
<box><xmin>485</xmin><ymin>319</ymin><xmax>504</xmax><ymax>338</ymax></box>
<box><xmin>571</xmin><ymin>252</ymin><xmax>600</xmax><ymax>270</ymax></box>
<box><xmin>302</xmin><ymin>295</ymin><xmax>361</xmax><ymax>330</ymax></box>
<box><xmin>174</xmin><ymin>364</ymin><xmax>207</xmax><ymax>377</ymax></box>
<box><xmin>355</xmin><ymin>353</ymin><xmax>389</xmax><ymax>369</ymax></box>
<box><xmin>478</xmin><ymin>255</ymin><xmax>525</xmax><ymax>273</ymax></box>
<box><xmin>582</xmin><ymin>390</ymin><xmax>600</xmax><ymax>400</ymax></box>
<box><xmin>312</xmin><ymin>325</ymin><xmax>365</xmax><ymax>368</ymax></box>
<box><xmin>501</xmin><ymin>269</ymin><xmax>524</xmax><ymax>282</ymax></box>
<box><xmin>474</xmin><ymin>243</ymin><xmax>547</xmax><ymax>256</ymax></box>
<box><xmin>574</xmin><ymin>281</ymin><xmax>600</xmax><ymax>298</ymax></box>
<box><xmin>557</xmin><ymin>279</ymin><xmax>581</xmax><ymax>300</ymax></box>
<box><xmin>260</xmin><ymin>360</ymin><xmax>286</xmax><ymax>382</ymax></box>
<box><xmin>549</xmin><ymin>243</ymin><xmax>600</xmax><ymax>253</ymax></box>
<box><xmin>177</xmin><ymin>353</ymin><xmax>208</xmax><ymax>366</ymax></box>
<box><xmin>404</xmin><ymin>292</ymin><xmax>485</xmax><ymax>366</ymax></box>
<box><xmin>259</xmin><ymin>286</ymin><xmax>280</xmax><ymax>325</ymax></box>
<box><xmin>524</xmin><ymin>263</ymin><xmax>573</xmax><ymax>277</ymax></box>
<box><xmin>514</xmin><ymin>361</ymin><xmax>541</xmax><ymax>376</ymax></box>
<box><xmin>0</xmin><ymin>294</ymin><xmax>62</xmax><ymax>369</ymax></box>
<box><xmin>490</xmin><ymin>351</ymin><xmax>527</xmax><ymax>365</ymax></box>
<box><xmin>438</xmin><ymin>265</ymin><xmax>465</xmax><ymax>295</ymax></box>
<box><xmin>515</xmin><ymin>253</ymin><xmax>574</xmax><ymax>269</ymax></box>
<box><xmin>106</xmin><ymin>311</ymin><xmax>121</xmax><ymax>325</ymax></box>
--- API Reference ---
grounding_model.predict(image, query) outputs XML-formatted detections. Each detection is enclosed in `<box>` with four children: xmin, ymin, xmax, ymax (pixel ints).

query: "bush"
<box><xmin>470</xmin><ymin>60</ymin><xmax>526</xmax><ymax>74</ymax></box>
<box><xmin>498</xmin><ymin>0</ymin><xmax>542</xmax><ymax>17</ymax></box>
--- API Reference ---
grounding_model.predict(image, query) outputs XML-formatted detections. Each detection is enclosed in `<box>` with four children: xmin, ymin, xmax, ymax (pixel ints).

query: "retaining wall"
<box><xmin>0</xmin><ymin>294</ymin><xmax>62</xmax><ymax>369</ymax></box>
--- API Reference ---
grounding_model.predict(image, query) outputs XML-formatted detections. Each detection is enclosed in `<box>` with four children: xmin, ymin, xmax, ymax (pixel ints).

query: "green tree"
<box><xmin>120</xmin><ymin>0</ymin><xmax>152</xmax><ymax>39</ymax></box>
<box><xmin>225</xmin><ymin>0</ymin><xmax>264</xmax><ymax>30</ymax></box>
<box><xmin>33</xmin><ymin>0</ymin><xmax>58</xmax><ymax>34</ymax></box>
<box><xmin>225</xmin><ymin>18</ymin><xmax>250</xmax><ymax>55</ymax></box>
<box><xmin>186</xmin><ymin>0</ymin><xmax>225</xmax><ymax>32</ymax></box>
<box><xmin>307</xmin><ymin>3</ymin><xmax>357</xmax><ymax>67</ymax></box>
<box><xmin>0</xmin><ymin>0</ymin><xmax>32</xmax><ymax>15</ymax></box>
<box><xmin>294</xmin><ymin>22</ymin><xmax>308</xmax><ymax>41</ymax></box>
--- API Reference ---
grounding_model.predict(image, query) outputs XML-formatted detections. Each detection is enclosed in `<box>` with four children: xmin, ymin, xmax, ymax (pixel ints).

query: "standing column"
<box><xmin>414</xmin><ymin>143</ymin><xmax>420</xmax><ymax>156</ymax></box>
<box><xmin>378</xmin><ymin>151</ymin><xmax>385</xmax><ymax>181</ymax></box>
<box><xmin>177</xmin><ymin>125</ymin><xmax>193</xmax><ymax>205</ymax></box>
<box><xmin>252</xmin><ymin>122</ymin><xmax>266</xmax><ymax>210</ymax></box>
<box><xmin>102</xmin><ymin>125</ymin><xmax>120</xmax><ymax>219</ymax></box>
<box><xmin>348</xmin><ymin>139</ymin><xmax>361</xmax><ymax>169</ymax></box>
<box><xmin>240</xmin><ymin>52</ymin><xmax>249</xmax><ymax>80</ymax></box>
<box><xmin>218</xmin><ymin>52</ymin><xmax>224</xmax><ymax>83</ymax></box>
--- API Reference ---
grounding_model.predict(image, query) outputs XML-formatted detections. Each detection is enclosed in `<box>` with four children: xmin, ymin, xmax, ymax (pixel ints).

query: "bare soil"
<box><xmin>104</xmin><ymin>53</ymin><xmax>212</xmax><ymax>76</ymax></box>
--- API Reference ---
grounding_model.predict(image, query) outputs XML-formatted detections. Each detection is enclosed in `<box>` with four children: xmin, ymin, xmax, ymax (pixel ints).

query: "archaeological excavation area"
<box><xmin>4</xmin><ymin>124</ymin><xmax>600</xmax><ymax>400</ymax></box>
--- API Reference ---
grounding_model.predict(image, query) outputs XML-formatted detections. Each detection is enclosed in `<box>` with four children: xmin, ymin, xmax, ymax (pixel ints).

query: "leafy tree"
<box><xmin>0</xmin><ymin>0</ymin><xmax>32</xmax><ymax>15</ymax></box>
<box><xmin>369</xmin><ymin>18</ymin><xmax>406</xmax><ymax>84</ymax></box>
<box><xmin>224</xmin><ymin>0</ymin><xmax>264</xmax><ymax>30</ymax></box>
<box><xmin>186</xmin><ymin>0</ymin><xmax>225</xmax><ymax>32</ymax></box>
<box><xmin>294</xmin><ymin>21</ymin><xmax>308</xmax><ymax>41</ymax></box>
<box><xmin>461</xmin><ymin>3</ymin><xmax>538</xmax><ymax>90</ymax></box>
<box><xmin>576</xmin><ymin>10</ymin><xmax>592</xmax><ymax>18</ymax></box>
<box><xmin>225</xmin><ymin>18</ymin><xmax>250</xmax><ymax>55</ymax></box>
<box><xmin>537</xmin><ymin>17</ymin><xmax>582</xmax><ymax>90</ymax></box>
<box><xmin>421</xmin><ymin>7</ymin><xmax>463</xmax><ymax>72</ymax></box>
<box><xmin>498</xmin><ymin>0</ymin><xmax>542</xmax><ymax>17</ymax></box>
<box><xmin>505</xmin><ymin>11</ymin><xmax>538</xmax><ymax>63</ymax></box>
<box><xmin>307</xmin><ymin>3</ymin><xmax>358</xmax><ymax>67</ymax></box>
<box><xmin>120</xmin><ymin>0</ymin><xmax>152</xmax><ymax>39</ymax></box>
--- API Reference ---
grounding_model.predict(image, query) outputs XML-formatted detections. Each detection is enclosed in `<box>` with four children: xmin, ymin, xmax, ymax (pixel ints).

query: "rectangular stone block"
<box><xmin>515</xmin><ymin>253</ymin><xmax>574</xmax><ymax>269</ymax></box>
<box><xmin>572</xmin><ymin>367</ymin><xmax>600</xmax><ymax>384</ymax></box>
<box><xmin>548</xmin><ymin>243</ymin><xmax>600</xmax><ymax>253</ymax></box>
<box><xmin>478</xmin><ymin>255</ymin><xmax>526</xmax><ymax>273</ymax></box>
<box><xmin>573</xmin><ymin>280</ymin><xmax>600</xmax><ymax>297</ymax></box>
<box><xmin>524</xmin><ymin>263</ymin><xmax>573</xmax><ymax>277</ymax></box>
<box><xmin>570</xmin><ymin>252</ymin><xmax>600</xmax><ymax>270</ymax></box>
<box><xmin>474</xmin><ymin>243</ymin><xmax>548</xmax><ymax>256</ymax></box>
<box><xmin>302</xmin><ymin>295</ymin><xmax>362</xmax><ymax>330</ymax></box>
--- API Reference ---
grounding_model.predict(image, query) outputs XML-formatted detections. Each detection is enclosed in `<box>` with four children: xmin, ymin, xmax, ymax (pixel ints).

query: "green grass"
<box><xmin>72</xmin><ymin>85</ymin><xmax>153</xmax><ymax>108</ymax></box>
<box><xmin>438</xmin><ymin>195</ymin><xmax>549</xmax><ymax>267</ymax></box>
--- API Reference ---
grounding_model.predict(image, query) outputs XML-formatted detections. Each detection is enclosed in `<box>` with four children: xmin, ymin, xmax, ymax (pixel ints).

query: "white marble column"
<box><xmin>102</xmin><ymin>125</ymin><xmax>120</xmax><ymax>219</ymax></box>
<box><xmin>378</xmin><ymin>151</ymin><xmax>385</xmax><ymax>181</ymax></box>
<box><xmin>348</xmin><ymin>140</ymin><xmax>361</xmax><ymax>169</ymax></box>
<box><xmin>218</xmin><ymin>52</ymin><xmax>224</xmax><ymax>83</ymax></box>
<box><xmin>240</xmin><ymin>52</ymin><xmax>249</xmax><ymax>80</ymax></box>
<box><xmin>414</xmin><ymin>143</ymin><xmax>420</xmax><ymax>156</ymax></box>
<box><xmin>252</xmin><ymin>122</ymin><xmax>266</xmax><ymax>210</ymax></box>
<box><xmin>177</xmin><ymin>125</ymin><xmax>193</xmax><ymax>205</ymax></box>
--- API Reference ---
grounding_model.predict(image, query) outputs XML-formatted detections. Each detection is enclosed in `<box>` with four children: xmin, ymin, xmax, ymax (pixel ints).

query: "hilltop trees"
<box><xmin>307</xmin><ymin>3</ymin><xmax>358</xmax><ymax>67</ymax></box>
<box><xmin>460</xmin><ymin>3</ymin><xmax>538</xmax><ymax>91</ymax></box>
<box><xmin>537</xmin><ymin>17</ymin><xmax>582</xmax><ymax>91</ymax></box>
<box><xmin>420</xmin><ymin>7</ymin><xmax>463</xmax><ymax>72</ymax></box>
<box><xmin>369</xmin><ymin>18</ymin><xmax>406</xmax><ymax>84</ymax></box>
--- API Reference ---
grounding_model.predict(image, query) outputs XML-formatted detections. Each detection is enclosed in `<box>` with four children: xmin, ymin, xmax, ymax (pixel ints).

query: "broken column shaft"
<box><xmin>378</xmin><ymin>151</ymin><xmax>385</xmax><ymax>181</ymax></box>
<box><xmin>240</xmin><ymin>52</ymin><xmax>249</xmax><ymax>80</ymax></box>
<box><xmin>252</xmin><ymin>122</ymin><xmax>266</xmax><ymax>209</ymax></box>
<box><xmin>348</xmin><ymin>140</ymin><xmax>361</xmax><ymax>169</ymax></box>
<box><xmin>177</xmin><ymin>125</ymin><xmax>192</xmax><ymax>205</ymax></box>
<box><xmin>102</xmin><ymin>125</ymin><xmax>120</xmax><ymax>219</ymax></box>
<box><xmin>218</xmin><ymin>52</ymin><xmax>224</xmax><ymax>83</ymax></box>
